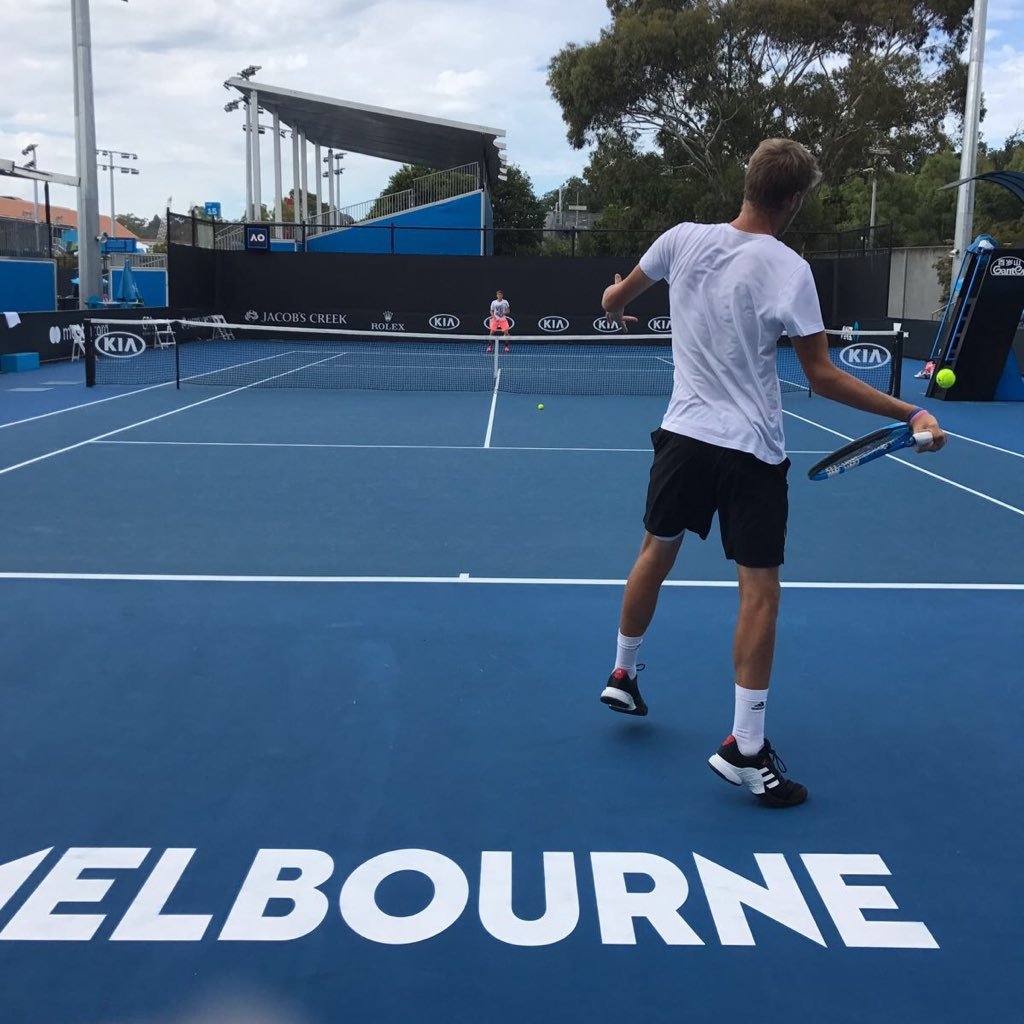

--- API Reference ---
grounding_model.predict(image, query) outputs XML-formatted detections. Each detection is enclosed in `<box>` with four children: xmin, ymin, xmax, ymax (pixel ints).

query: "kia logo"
<box><xmin>648</xmin><ymin>317</ymin><xmax>672</xmax><ymax>333</ymax></box>
<box><xmin>96</xmin><ymin>331</ymin><xmax>147</xmax><ymax>358</ymax></box>
<box><xmin>429</xmin><ymin>314</ymin><xmax>461</xmax><ymax>331</ymax></box>
<box><xmin>592</xmin><ymin>317</ymin><xmax>622</xmax><ymax>333</ymax></box>
<box><xmin>839</xmin><ymin>343</ymin><xmax>891</xmax><ymax>369</ymax></box>
<box><xmin>538</xmin><ymin>316</ymin><xmax>569</xmax><ymax>333</ymax></box>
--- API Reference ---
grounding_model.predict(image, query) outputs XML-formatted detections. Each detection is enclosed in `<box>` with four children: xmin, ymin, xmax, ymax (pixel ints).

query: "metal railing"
<box><xmin>329</xmin><ymin>163</ymin><xmax>481</xmax><ymax>229</ymax></box>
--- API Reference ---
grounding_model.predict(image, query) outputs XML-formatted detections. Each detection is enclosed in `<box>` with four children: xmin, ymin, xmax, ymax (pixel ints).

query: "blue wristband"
<box><xmin>908</xmin><ymin>408</ymin><xmax>929</xmax><ymax>425</ymax></box>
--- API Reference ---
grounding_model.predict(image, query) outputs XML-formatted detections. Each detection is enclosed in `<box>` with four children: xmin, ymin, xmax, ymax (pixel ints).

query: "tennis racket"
<box><xmin>808</xmin><ymin>424</ymin><xmax>933</xmax><ymax>481</ymax></box>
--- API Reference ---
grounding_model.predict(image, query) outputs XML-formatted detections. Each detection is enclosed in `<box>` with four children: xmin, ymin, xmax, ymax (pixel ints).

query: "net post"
<box><xmin>84</xmin><ymin>319</ymin><xmax>96</xmax><ymax>387</ymax></box>
<box><xmin>892</xmin><ymin>330</ymin><xmax>904</xmax><ymax>399</ymax></box>
<box><xmin>174</xmin><ymin>326</ymin><xmax>181</xmax><ymax>389</ymax></box>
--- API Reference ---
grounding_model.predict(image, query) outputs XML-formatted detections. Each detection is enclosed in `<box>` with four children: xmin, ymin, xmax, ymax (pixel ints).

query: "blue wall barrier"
<box><xmin>0</xmin><ymin>257</ymin><xmax>57</xmax><ymax>313</ymax></box>
<box><xmin>307</xmin><ymin>193</ymin><xmax>484</xmax><ymax>256</ymax></box>
<box><xmin>111</xmin><ymin>268</ymin><xmax>169</xmax><ymax>308</ymax></box>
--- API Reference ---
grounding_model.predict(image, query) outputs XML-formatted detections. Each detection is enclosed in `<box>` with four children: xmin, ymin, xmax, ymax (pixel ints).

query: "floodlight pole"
<box><xmin>953</xmin><ymin>0</ymin><xmax>988</xmax><ymax>271</ymax></box>
<box><xmin>71</xmin><ymin>0</ymin><xmax>101</xmax><ymax>306</ymax></box>
<box><xmin>244</xmin><ymin>100</ymin><xmax>253</xmax><ymax>221</ymax></box>
<box><xmin>250</xmin><ymin>90</ymin><xmax>262</xmax><ymax>221</ymax></box>
<box><xmin>272</xmin><ymin>111</ymin><xmax>283</xmax><ymax>234</ymax></box>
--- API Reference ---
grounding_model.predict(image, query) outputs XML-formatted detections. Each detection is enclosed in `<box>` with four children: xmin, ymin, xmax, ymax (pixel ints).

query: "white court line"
<box><xmin>0</xmin><ymin>351</ymin><xmax>347</xmax><ymax>479</ymax></box>
<box><xmin>0</xmin><ymin>349</ymin><xmax>304</xmax><ymax>431</ymax></box>
<box><xmin>945</xmin><ymin>430</ymin><xmax>1024</xmax><ymax>460</ymax></box>
<box><xmin>484</xmin><ymin>368</ymin><xmax>501</xmax><ymax>448</ymax></box>
<box><xmin>91</xmin><ymin>440</ymin><xmax>831</xmax><ymax>455</ymax></box>
<box><xmin>0</xmin><ymin>379</ymin><xmax>174</xmax><ymax>430</ymax></box>
<box><xmin>0</xmin><ymin>572</ymin><xmax>1020</xmax><ymax>590</ymax></box>
<box><xmin>783</xmin><ymin>408</ymin><xmax>1024</xmax><ymax>518</ymax></box>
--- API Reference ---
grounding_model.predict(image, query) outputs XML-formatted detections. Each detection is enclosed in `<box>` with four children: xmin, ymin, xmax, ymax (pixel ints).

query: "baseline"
<box><xmin>0</xmin><ymin>572</ymin><xmax>1020</xmax><ymax>590</ymax></box>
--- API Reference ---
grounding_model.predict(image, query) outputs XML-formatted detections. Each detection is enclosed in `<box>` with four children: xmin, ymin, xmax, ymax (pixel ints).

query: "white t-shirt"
<box><xmin>639</xmin><ymin>222</ymin><xmax>824</xmax><ymax>464</ymax></box>
<box><xmin>490</xmin><ymin>298</ymin><xmax>510</xmax><ymax>318</ymax></box>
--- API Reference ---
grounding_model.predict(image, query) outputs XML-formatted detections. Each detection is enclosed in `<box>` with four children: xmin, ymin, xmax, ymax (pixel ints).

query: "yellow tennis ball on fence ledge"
<box><xmin>537</xmin><ymin>403</ymin><xmax>545</xmax><ymax>410</ymax></box>
<box><xmin>935</xmin><ymin>368</ymin><xmax>956</xmax><ymax>389</ymax></box>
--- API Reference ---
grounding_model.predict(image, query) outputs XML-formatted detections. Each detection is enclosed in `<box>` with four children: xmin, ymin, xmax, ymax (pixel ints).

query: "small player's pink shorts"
<box><xmin>490</xmin><ymin>317</ymin><xmax>510</xmax><ymax>333</ymax></box>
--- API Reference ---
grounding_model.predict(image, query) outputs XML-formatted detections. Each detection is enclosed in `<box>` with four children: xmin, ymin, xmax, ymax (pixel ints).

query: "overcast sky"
<box><xmin>2</xmin><ymin>0</ymin><xmax>1023</xmax><ymax>225</ymax></box>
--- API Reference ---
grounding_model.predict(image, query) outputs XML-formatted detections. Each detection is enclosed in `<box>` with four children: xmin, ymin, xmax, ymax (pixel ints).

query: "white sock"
<box><xmin>732</xmin><ymin>685</ymin><xmax>768</xmax><ymax>756</ymax></box>
<box><xmin>614</xmin><ymin>632</ymin><xmax>643</xmax><ymax>678</ymax></box>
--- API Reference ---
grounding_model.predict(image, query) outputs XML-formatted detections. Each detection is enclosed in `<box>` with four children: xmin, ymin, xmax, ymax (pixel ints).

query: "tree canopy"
<box><xmin>545</xmin><ymin>0</ymin><xmax>992</xmax><ymax>243</ymax></box>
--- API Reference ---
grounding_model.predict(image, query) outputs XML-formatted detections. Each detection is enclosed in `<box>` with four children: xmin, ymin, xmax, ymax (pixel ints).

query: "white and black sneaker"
<box><xmin>708</xmin><ymin>736</ymin><xmax>807</xmax><ymax>807</ymax></box>
<box><xmin>600</xmin><ymin>667</ymin><xmax>648</xmax><ymax>716</ymax></box>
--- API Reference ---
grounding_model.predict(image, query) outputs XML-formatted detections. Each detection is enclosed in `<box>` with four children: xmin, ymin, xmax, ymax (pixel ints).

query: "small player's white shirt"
<box><xmin>639</xmin><ymin>222</ymin><xmax>824</xmax><ymax>465</ymax></box>
<box><xmin>490</xmin><ymin>298</ymin><xmax>510</xmax><ymax>318</ymax></box>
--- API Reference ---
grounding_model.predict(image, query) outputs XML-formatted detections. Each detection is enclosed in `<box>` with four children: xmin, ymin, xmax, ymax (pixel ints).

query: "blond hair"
<box><xmin>743</xmin><ymin>139</ymin><xmax>822</xmax><ymax>211</ymax></box>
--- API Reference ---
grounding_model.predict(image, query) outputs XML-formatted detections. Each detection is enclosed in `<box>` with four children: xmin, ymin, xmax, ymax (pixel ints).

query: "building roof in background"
<box><xmin>225</xmin><ymin>78</ymin><xmax>507</xmax><ymax>182</ymax></box>
<box><xmin>0</xmin><ymin>197</ymin><xmax>139</xmax><ymax>239</ymax></box>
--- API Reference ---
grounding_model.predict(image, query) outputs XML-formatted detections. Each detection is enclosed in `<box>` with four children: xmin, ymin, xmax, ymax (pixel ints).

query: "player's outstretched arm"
<box><xmin>793</xmin><ymin>332</ymin><xmax>946</xmax><ymax>451</ymax></box>
<box><xmin>602</xmin><ymin>268</ymin><xmax>654</xmax><ymax>329</ymax></box>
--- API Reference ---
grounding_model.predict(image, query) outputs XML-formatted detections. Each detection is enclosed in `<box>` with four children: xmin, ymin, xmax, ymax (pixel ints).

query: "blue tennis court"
<box><xmin>1</xmin><ymin>357</ymin><xmax>1022</xmax><ymax>1023</ymax></box>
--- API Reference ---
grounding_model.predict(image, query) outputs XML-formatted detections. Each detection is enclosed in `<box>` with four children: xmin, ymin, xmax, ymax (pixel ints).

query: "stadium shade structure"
<box><xmin>222</xmin><ymin>77</ymin><xmax>507</xmax><ymax>227</ymax></box>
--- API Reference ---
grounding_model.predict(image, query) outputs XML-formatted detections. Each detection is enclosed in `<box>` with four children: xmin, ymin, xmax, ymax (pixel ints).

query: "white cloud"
<box><xmin>0</xmin><ymin>0</ymin><xmax>612</xmax><ymax>219</ymax></box>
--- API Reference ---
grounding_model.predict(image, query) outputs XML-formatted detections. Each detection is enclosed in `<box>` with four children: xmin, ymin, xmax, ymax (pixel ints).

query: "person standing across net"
<box><xmin>597</xmin><ymin>138</ymin><xmax>945</xmax><ymax>807</ymax></box>
<box><xmin>486</xmin><ymin>289</ymin><xmax>512</xmax><ymax>353</ymax></box>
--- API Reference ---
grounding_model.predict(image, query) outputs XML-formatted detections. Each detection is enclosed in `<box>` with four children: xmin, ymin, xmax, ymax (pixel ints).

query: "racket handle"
<box><xmin>912</xmin><ymin>430</ymin><xmax>933</xmax><ymax>450</ymax></box>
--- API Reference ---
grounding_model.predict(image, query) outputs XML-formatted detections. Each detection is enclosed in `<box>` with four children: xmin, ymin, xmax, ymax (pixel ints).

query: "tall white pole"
<box><xmin>313</xmin><ymin>142</ymin><xmax>322</xmax><ymax>229</ymax></box>
<box><xmin>244</xmin><ymin>104</ymin><xmax>253</xmax><ymax>222</ymax></box>
<box><xmin>327</xmin><ymin>149</ymin><xmax>335</xmax><ymax>226</ymax></box>
<box><xmin>71</xmin><ymin>0</ymin><xmax>101</xmax><ymax>306</ymax></box>
<box><xmin>109</xmin><ymin>162</ymin><xmax>116</xmax><ymax>236</ymax></box>
<box><xmin>953</xmin><ymin>0</ymin><xmax>988</xmax><ymax>270</ymax></box>
<box><xmin>299</xmin><ymin>131</ymin><xmax>308</xmax><ymax>225</ymax></box>
<box><xmin>291</xmin><ymin>126</ymin><xmax>300</xmax><ymax>235</ymax></box>
<box><xmin>250</xmin><ymin>90</ymin><xmax>262</xmax><ymax>221</ymax></box>
<box><xmin>272</xmin><ymin>111</ymin><xmax>283</xmax><ymax>232</ymax></box>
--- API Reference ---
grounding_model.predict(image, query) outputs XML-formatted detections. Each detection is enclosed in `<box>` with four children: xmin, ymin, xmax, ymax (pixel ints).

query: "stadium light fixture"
<box><xmin>95</xmin><ymin>148</ymin><xmax>139</xmax><ymax>238</ymax></box>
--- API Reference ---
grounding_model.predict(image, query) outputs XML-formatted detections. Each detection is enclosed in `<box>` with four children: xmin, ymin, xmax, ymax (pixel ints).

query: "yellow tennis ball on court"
<box><xmin>936</xmin><ymin>368</ymin><xmax>956</xmax><ymax>389</ymax></box>
<box><xmin>537</xmin><ymin>403</ymin><xmax>545</xmax><ymax>410</ymax></box>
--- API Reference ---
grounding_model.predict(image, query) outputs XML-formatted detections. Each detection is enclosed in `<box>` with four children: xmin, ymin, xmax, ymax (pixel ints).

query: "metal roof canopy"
<box><xmin>225</xmin><ymin>78</ymin><xmax>507</xmax><ymax>182</ymax></box>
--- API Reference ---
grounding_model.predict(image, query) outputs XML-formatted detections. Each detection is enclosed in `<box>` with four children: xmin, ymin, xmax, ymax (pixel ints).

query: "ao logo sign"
<box><xmin>96</xmin><ymin>331</ymin><xmax>146</xmax><ymax>358</ymax></box>
<box><xmin>538</xmin><ymin>316</ymin><xmax>569</xmax><ymax>333</ymax></box>
<box><xmin>648</xmin><ymin>317</ymin><xmax>672</xmax><ymax>333</ymax></box>
<box><xmin>429</xmin><ymin>314</ymin><xmax>461</xmax><ymax>331</ymax></box>
<box><xmin>839</xmin><ymin>343</ymin><xmax>890</xmax><ymax>369</ymax></box>
<box><xmin>592</xmin><ymin>317</ymin><xmax>623</xmax><ymax>333</ymax></box>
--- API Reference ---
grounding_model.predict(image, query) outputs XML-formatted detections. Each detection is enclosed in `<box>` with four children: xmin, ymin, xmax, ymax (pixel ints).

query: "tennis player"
<box><xmin>598</xmin><ymin>138</ymin><xmax>945</xmax><ymax>807</ymax></box>
<box><xmin>487</xmin><ymin>290</ymin><xmax>511</xmax><ymax>353</ymax></box>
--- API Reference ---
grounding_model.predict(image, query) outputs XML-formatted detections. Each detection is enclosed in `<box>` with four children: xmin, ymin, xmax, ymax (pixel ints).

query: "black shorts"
<box><xmin>643</xmin><ymin>429</ymin><xmax>790</xmax><ymax>568</ymax></box>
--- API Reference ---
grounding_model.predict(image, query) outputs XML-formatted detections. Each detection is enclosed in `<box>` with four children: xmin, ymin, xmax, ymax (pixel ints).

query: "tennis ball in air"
<box><xmin>537</xmin><ymin>403</ymin><xmax>545</xmax><ymax>410</ymax></box>
<box><xmin>936</xmin><ymin>368</ymin><xmax>956</xmax><ymax>389</ymax></box>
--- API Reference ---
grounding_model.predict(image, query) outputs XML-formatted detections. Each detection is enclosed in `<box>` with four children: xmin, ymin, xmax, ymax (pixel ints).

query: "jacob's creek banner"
<box><xmin>222</xmin><ymin>308</ymin><xmax>674</xmax><ymax>338</ymax></box>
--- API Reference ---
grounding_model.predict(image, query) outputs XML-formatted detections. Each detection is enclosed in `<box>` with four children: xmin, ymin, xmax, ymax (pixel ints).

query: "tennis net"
<box><xmin>85</xmin><ymin>317</ymin><xmax>902</xmax><ymax>397</ymax></box>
